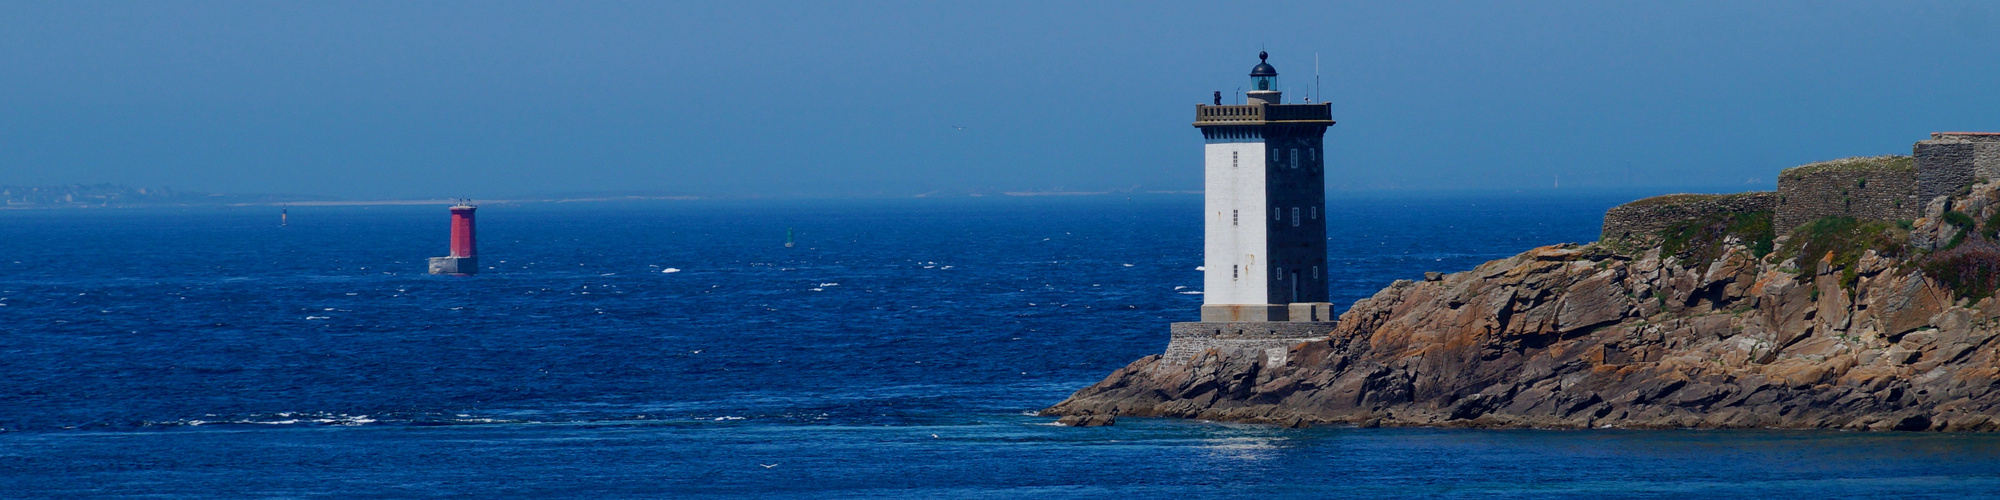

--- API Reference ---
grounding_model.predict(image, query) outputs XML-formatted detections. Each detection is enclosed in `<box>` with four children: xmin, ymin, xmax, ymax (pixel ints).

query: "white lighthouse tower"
<box><xmin>1193</xmin><ymin>51</ymin><xmax>1337</xmax><ymax>323</ymax></box>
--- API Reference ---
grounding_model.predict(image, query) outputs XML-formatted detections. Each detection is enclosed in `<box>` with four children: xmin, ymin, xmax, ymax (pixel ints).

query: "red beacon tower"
<box><xmin>427</xmin><ymin>200</ymin><xmax>479</xmax><ymax>275</ymax></box>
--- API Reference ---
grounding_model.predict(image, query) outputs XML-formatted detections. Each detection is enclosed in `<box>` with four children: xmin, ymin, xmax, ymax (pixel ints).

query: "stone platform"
<box><xmin>1161</xmin><ymin>321</ymin><xmax>1337</xmax><ymax>367</ymax></box>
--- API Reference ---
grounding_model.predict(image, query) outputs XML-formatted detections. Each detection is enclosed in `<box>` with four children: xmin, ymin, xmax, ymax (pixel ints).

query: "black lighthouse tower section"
<box><xmin>1262</xmin><ymin>119</ymin><xmax>1331</xmax><ymax>304</ymax></box>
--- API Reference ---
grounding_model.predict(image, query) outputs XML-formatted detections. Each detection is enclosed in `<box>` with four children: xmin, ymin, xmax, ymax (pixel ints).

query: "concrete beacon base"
<box><xmin>428</xmin><ymin>256</ymin><xmax>478</xmax><ymax>275</ymax></box>
<box><xmin>1161</xmin><ymin>321</ymin><xmax>1336</xmax><ymax>367</ymax></box>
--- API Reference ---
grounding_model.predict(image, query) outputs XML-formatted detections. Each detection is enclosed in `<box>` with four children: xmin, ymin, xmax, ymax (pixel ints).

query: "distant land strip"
<box><xmin>230</xmin><ymin>196</ymin><xmax>704</xmax><ymax>207</ymax></box>
<box><xmin>1002</xmin><ymin>191</ymin><xmax>1111</xmax><ymax>196</ymax></box>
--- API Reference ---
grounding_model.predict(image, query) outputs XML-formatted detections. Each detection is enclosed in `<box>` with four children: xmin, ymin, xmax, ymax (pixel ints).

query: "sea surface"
<box><xmin>4</xmin><ymin>193</ymin><xmax>1999</xmax><ymax>498</ymax></box>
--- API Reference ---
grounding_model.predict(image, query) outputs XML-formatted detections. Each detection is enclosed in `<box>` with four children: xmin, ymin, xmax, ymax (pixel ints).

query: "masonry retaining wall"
<box><xmin>1775</xmin><ymin>155</ymin><xmax>1919</xmax><ymax>234</ymax></box>
<box><xmin>1600</xmin><ymin>192</ymin><xmax>1777</xmax><ymax>243</ymax></box>
<box><xmin>1916</xmin><ymin>133</ymin><xmax>2000</xmax><ymax>202</ymax></box>
<box><xmin>1161</xmin><ymin>322</ymin><xmax>1336</xmax><ymax>367</ymax></box>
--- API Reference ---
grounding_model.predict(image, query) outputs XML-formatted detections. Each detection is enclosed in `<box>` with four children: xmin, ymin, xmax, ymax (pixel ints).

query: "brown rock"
<box><xmin>1871</xmin><ymin>273</ymin><xmax>1947</xmax><ymax>338</ymax></box>
<box><xmin>1058</xmin><ymin>414</ymin><xmax>1117</xmax><ymax>427</ymax></box>
<box><xmin>1528</xmin><ymin>244</ymin><xmax>1583</xmax><ymax>261</ymax></box>
<box><xmin>1557</xmin><ymin>269</ymin><xmax>1630</xmax><ymax>335</ymax></box>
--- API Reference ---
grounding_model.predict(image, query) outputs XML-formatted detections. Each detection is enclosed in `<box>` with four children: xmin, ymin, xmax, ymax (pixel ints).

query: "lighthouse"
<box><xmin>427</xmin><ymin>201</ymin><xmax>478</xmax><ymax>275</ymax></box>
<box><xmin>1159</xmin><ymin>52</ymin><xmax>1339</xmax><ymax>364</ymax></box>
<box><xmin>1160</xmin><ymin>52</ymin><xmax>1338</xmax><ymax>364</ymax></box>
<box><xmin>1192</xmin><ymin>51</ymin><xmax>1336</xmax><ymax>322</ymax></box>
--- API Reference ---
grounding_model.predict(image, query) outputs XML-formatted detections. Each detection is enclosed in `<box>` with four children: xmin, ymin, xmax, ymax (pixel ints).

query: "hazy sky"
<box><xmin>2</xmin><ymin>1</ymin><xmax>1996</xmax><ymax>199</ymax></box>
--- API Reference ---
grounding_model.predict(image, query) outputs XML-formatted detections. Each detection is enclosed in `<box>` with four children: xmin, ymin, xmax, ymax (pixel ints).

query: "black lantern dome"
<box><xmin>1249</xmin><ymin>51</ymin><xmax>1277</xmax><ymax>91</ymax></box>
<box><xmin>1249</xmin><ymin>51</ymin><xmax>1277</xmax><ymax>77</ymax></box>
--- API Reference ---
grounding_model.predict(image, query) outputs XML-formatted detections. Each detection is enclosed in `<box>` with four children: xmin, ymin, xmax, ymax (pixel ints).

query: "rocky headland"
<box><xmin>1046</xmin><ymin>163</ymin><xmax>2000</xmax><ymax>431</ymax></box>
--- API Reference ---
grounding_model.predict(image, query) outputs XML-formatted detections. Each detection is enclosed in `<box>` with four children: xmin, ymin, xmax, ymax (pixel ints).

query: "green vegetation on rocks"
<box><xmin>1659</xmin><ymin>210</ymin><xmax>1775</xmax><ymax>269</ymax></box>
<box><xmin>1924</xmin><ymin>211</ymin><xmax>2000</xmax><ymax>303</ymax></box>
<box><xmin>1625</xmin><ymin>193</ymin><xmax>1744</xmax><ymax>207</ymax></box>
<box><xmin>1778</xmin><ymin>217</ymin><xmax>1908</xmax><ymax>291</ymax></box>
<box><xmin>1943</xmin><ymin>211</ymin><xmax>1977</xmax><ymax>250</ymax></box>
<box><xmin>1924</xmin><ymin>246</ymin><xmax>2000</xmax><ymax>303</ymax></box>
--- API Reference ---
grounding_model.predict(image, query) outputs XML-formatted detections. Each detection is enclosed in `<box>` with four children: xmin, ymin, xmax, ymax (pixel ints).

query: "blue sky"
<box><xmin>1</xmin><ymin>1</ymin><xmax>1995</xmax><ymax>198</ymax></box>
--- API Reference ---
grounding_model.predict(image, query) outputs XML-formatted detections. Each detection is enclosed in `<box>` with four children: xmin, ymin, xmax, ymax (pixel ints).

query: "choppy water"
<box><xmin>3</xmin><ymin>193</ymin><xmax>1997</xmax><ymax>498</ymax></box>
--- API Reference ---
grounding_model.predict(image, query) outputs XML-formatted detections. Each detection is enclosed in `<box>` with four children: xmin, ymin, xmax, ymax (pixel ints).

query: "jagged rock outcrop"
<box><xmin>1045</xmin><ymin>183</ymin><xmax>2000</xmax><ymax>431</ymax></box>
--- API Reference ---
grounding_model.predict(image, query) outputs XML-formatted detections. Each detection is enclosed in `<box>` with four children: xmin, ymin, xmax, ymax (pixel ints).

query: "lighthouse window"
<box><xmin>1314</xmin><ymin>266</ymin><xmax>1319</xmax><ymax>279</ymax></box>
<box><xmin>1290</xmin><ymin>149</ymin><xmax>1298</xmax><ymax>169</ymax></box>
<box><xmin>1311</xmin><ymin>206</ymin><xmax>1317</xmax><ymax>219</ymax></box>
<box><xmin>1232</xmin><ymin>265</ymin><xmax>1239</xmax><ymax>280</ymax></box>
<box><xmin>1291</xmin><ymin>207</ymin><xmax>1300</xmax><ymax>226</ymax></box>
<box><xmin>1232</xmin><ymin>151</ymin><xmax>1238</xmax><ymax>168</ymax></box>
<box><xmin>1276</xmin><ymin>267</ymin><xmax>1284</xmax><ymax>280</ymax></box>
<box><xmin>1232</xmin><ymin>209</ymin><xmax>1238</xmax><ymax>226</ymax></box>
<box><xmin>1273</xmin><ymin>207</ymin><xmax>1280</xmax><ymax>220</ymax></box>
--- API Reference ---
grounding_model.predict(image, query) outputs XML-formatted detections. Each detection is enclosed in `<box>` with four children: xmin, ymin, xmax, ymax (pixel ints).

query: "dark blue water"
<box><xmin>4</xmin><ymin>193</ymin><xmax>1998</xmax><ymax>498</ymax></box>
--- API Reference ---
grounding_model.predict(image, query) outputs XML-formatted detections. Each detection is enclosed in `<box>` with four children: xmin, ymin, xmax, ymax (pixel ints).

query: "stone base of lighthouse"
<box><xmin>1200</xmin><ymin>303</ymin><xmax>1336</xmax><ymax>322</ymax></box>
<box><xmin>1161</xmin><ymin>320</ymin><xmax>1338</xmax><ymax>368</ymax></box>
<box><xmin>428</xmin><ymin>256</ymin><xmax>478</xmax><ymax>275</ymax></box>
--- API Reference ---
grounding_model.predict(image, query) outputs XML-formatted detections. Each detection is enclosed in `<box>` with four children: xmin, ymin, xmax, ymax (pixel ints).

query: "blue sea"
<box><xmin>4</xmin><ymin>193</ymin><xmax>1999</xmax><ymax>498</ymax></box>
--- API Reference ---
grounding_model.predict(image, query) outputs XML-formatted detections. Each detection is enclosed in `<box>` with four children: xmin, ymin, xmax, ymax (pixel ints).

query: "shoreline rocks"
<box><xmin>1043</xmin><ymin>183</ymin><xmax>2000</xmax><ymax>432</ymax></box>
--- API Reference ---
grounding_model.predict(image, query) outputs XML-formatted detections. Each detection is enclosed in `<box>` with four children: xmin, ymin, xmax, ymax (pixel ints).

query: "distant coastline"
<box><xmin>228</xmin><ymin>196</ymin><xmax>704</xmax><ymax>207</ymax></box>
<box><xmin>0</xmin><ymin>184</ymin><xmax>705</xmax><ymax>210</ymax></box>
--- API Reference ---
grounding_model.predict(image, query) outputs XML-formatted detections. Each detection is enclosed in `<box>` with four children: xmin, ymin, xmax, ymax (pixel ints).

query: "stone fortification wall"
<box><xmin>1916</xmin><ymin>132</ymin><xmax>2000</xmax><ymax>202</ymax></box>
<box><xmin>1600</xmin><ymin>192</ymin><xmax>1776</xmax><ymax>243</ymax></box>
<box><xmin>1775</xmin><ymin>155</ymin><xmax>1919</xmax><ymax>234</ymax></box>
<box><xmin>1596</xmin><ymin>134</ymin><xmax>2000</xmax><ymax>244</ymax></box>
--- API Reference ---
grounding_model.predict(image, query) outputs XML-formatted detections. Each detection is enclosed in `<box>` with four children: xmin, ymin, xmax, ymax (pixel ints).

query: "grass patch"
<box><xmin>1777</xmin><ymin>216</ymin><xmax>1908</xmax><ymax>291</ymax></box>
<box><xmin>1658</xmin><ymin>210</ymin><xmax>1775</xmax><ymax>270</ymax></box>
<box><xmin>1943</xmin><ymin>211</ymin><xmax>1976</xmax><ymax>250</ymax></box>
<box><xmin>1777</xmin><ymin>155</ymin><xmax>1915</xmax><ymax>180</ymax></box>
<box><xmin>1621</xmin><ymin>193</ymin><xmax>1753</xmax><ymax>208</ymax></box>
